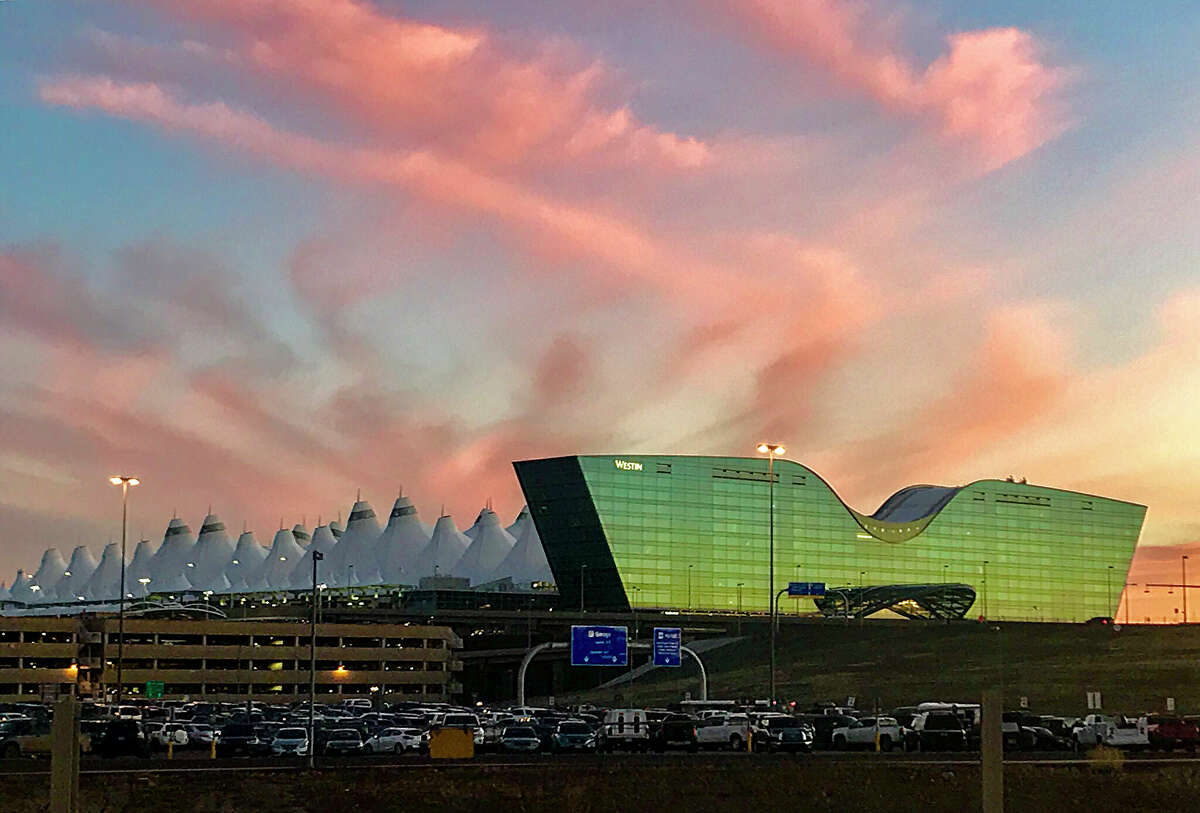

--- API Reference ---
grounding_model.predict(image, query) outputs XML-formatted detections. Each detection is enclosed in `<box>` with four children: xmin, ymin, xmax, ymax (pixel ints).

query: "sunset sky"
<box><xmin>2</xmin><ymin>1</ymin><xmax>1198</xmax><ymax>619</ymax></box>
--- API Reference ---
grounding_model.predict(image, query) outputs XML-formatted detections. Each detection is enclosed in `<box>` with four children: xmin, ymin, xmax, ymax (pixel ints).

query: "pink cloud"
<box><xmin>707</xmin><ymin>0</ymin><xmax>1073</xmax><ymax>169</ymax></box>
<box><xmin>124</xmin><ymin>0</ymin><xmax>708</xmax><ymax>172</ymax></box>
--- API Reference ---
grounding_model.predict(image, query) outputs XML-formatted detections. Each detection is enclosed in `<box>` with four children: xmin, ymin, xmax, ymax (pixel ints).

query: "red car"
<box><xmin>1147</xmin><ymin>716</ymin><xmax>1199</xmax><ymax>751</ymax></box>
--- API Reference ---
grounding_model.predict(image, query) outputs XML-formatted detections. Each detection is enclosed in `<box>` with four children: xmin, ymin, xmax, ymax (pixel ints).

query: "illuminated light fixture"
<box><xmin>109</xmin><ymin>476</ymin><xmax>140</xmax><ymax>487</ymax></box>
<box><xmin>186</xmin><ymin>562</ymin><xmax>195</xmax><ymax>568</ymax></box>
<box><xmin>279</xmin><ymin>556</ymin><xmax>287</xmax><ymax>561</ymax></box>
<box><xmin>63</xmin><ymin>571</ymin><xmax>71</xmax><ymax>577</ymax></box>
<box><xmin>138</xmin><ymin>577</ymin><xmax>150</xmax><ymax>585</ymax></box>
<box><xmin>231</xmin><ymin>559</ymin><xmax>240</xmax><ymax>565</ymax></box>
<box><xmin>756</xmin><ymin>442</ymin><xmax>786</xmax><ymax>456</ymax></box>
<box><xmin>856</xmin><ymin>533</ymin><xmax>872</xmax><ymax>540</ymax></box>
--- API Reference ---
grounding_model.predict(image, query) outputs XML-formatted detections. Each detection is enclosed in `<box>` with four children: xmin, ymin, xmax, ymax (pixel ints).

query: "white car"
<box><xmin>831</xmin><ymin>716</ymin><xmax>902</xmax><ymax>751</ymax></box>
<box><xmin>154</xmin><ymin>723</ymin><xmax>189</xmax><ymax>748</ymax></box>
<box><xmin>271</xmin><ymin>727</ymin><xmax>310</xmax><ymax>756</ymax></box>
<box><xmin>364</xmin><ymin>727</ymin><xmax>423</xmax><ymax>754</ymax></box>
<box><xmin>186</xmin><ymin>724</ymin><xmax>218</xmax><ymax>746</ymax></box>
<box><xmin>696</xmin><ymin>713</ymin><xmax>751</xmax><ymax>751</ymax></box>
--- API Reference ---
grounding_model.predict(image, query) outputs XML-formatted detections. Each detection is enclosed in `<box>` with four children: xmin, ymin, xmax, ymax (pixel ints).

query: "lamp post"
<box><xmin>687</xmin><ymin>564</ymin><xmax>693</xmax><ymax>610</ymax></box>
<box><xmin>1183</xmin><ymin>556</ymin><xmax>1189</xmax><ymax>624</ymax></box>
<box><xmin>108</xmin><ymin>475</ymin><xmax>139</xmax><ymax>713</ymax></box>
<box><xmin>736</xmin><ymin>583</ymin><xmax>744</xmax><ymax>635</ymax></box>
<box><xmin>756</xmin><ymin>441</ymin><xmax>785</xmax><ymax>704</ymax></box>
<box><xmin>579</xmin><ymin>564</ymin><xmax>587</xmax><ymax>613</ymax></box>
<box><xmin>982</xmin><ymin>560</ymin><xmax>989</xmax><ymax>619</ymax></box>
<box><xmin>858</xmin><ymin>570</ymin><xmax>866</xmax><ymax>628</ymax></box>
<box><xmin>943</xmin><ymin>564</ymin><xmax>949</xmax><ymax>583</ymax></box>
<box><xmin>308</xmin><ymin>549</ymin><xmax>323</xmax><ymax>770</ymax></box>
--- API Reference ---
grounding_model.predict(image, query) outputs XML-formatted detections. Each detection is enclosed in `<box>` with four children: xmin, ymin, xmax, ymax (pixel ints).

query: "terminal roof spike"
<box><xmin>288</xmin><ymin>521</ymin><xmax>339</xmax><ymax>589</ymax></box>
<box><xmin>192</xmin><ymin>512</ymin><xmax>235</xmax><ymax>591</ymax></box>
<box><xmin>29</xmin><ymin>548</ymin><xmax>68</xmax><ymax>599</ymax></box>
<box><xmin>455</xmin><ymin>507</ymin><xmax>516</xmax><ymax>586</ymax></box>
<box><xmin>52</xmin><ymin>545</ymin><xmax>99</xmax><ymax>601</ymax></box>
<box><xmin>226</xmin><ymin>529</ymin><xmax>268</xmax><ymax>591</ymax></box>
<box><xmin>375</xmin><ymin>494</ymin><xmax>431</xmax><ymax>585</ymax></box>
<box><xmin>250</xmin><ymin>527</ymin><xmax>305</xmax><ymax>590</ymax></box>
<box><xmin>83</xmin><ymin>542</ymin><xmax>123</xmax><ymax>601</ymax></box>
<box><xmin>148</xmin><ymin>517</ymin><xmax>197</xmax><ymax>593</ymax></box>
<box><xmin>126</xmin><ymin>539</ymin><xmax>157</xmax><ymax>592</ymax></box>
<box><xmin>326</xmin><ymin>499</ymin><xmax>381</xmax><ymax>587</ymax></box>
<box><xmin>7</xmin><ymin>570</ymin><xmax>35</xmax><ymax>604</ymax></box>
<box><xmin>411</xmin><ymin>515</ymin><xmax>470</xmax><ymax>581</ymax></box>
<box><xmin>494</xmin><ymin>517</ymin><xmax>553</xmax><ymax>588</ymax></box>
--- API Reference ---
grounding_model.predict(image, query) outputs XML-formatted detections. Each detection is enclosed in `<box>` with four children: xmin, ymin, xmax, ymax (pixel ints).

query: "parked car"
<box><xmin>599</xmin><ymin>709</ymin><xmax>651</xmax><ymax>752</ymax></box>
<box><xmin>364</xmin><ymin>727</ymin><xmax>423</xmax><ymax>754</ymax></box>
<box><xmin>551</xmin><ymin>720</ymin><xmax>597</xmax><ymax>752</ymax></box>
<box><xmin>500</xmin><ymin>725</ymin><xmax>542</xmax><ymax>752</ymax></box>
<box><xmin>831</xmin><ymin>716</ymin><xmax>899</xmax><ymax>752</ymax></box>
<box><xmin>651</xmin><ymin>716</ymin><xmax>699</xmax><ymax>753</ymax></box>
<box><xmin>322</xmin><ymin>728</ymin><xmax>364</xmax><ymax>755</ymax></box>
<box><xmin>186</xmin><ymin>724</ymin><xmax>218</xmax><ymax>748</ymax></box>
<box><xmin>1147</xmin><ymin>716</ymin><xmax>1200</xmax><ymax>751</ymax></box>
<box><xmin>216</xmin><ymin>723</ymin><xmax>261</xmax><ymax>756</ymax></box>
<box><xmin>906</xmin><ymin>711</ymin><xmax>967</xmax><ymax>752</ymax></box>
<box><xmin>1103</xmin><ymin>716</ymin><xmax>1149</xmax><ymax>749</ymax></box>
<box><xmin>695</xmin><ymin>712</ymin><xmax>751</xmax><ymax>751</ymax></box>
<box><xmin>153</xmin><ymin>723</ymin><xmax>190</xmax><ymax>749</ymax></box>
<box><xmin>1021</xmin><ymin>725</ymin><xmax>1071</xmax><ymax>751</ymax></box>
<box><xmin>440</xmin><ymin>713</ymin><xmax>484</xmax><ymax>747</ymax></box>
<box><xmin>799</xmin><ymin>714</ymin><xmax>857</xmax><ymax>750</ymax></box>
<box><xmin>270</xmin><ymin>727</ymin><xmax>310</xmax><ymax>756</ymax></box>
<box><xmin>91</xmin><ymin>719</ymin><xmax>147</xmax><ymax>758</ymax></box>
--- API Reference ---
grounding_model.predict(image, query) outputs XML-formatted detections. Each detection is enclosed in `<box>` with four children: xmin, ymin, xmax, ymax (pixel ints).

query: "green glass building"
<box><xmin>513</xmin><ymin>455</ymin><xmax>1146</xmax><ymax>623</ymax></box>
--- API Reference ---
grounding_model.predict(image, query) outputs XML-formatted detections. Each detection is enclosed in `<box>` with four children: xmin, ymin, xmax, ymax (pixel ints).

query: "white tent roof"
<box><xmin>505</xmin><ymin>505</ymin><xmax>533</xmax><ymax>540</ymax></box>
<box><xmin>288</xmin><ymin>523</ymin><xmax>338</xmax><ymax>589</ymax></box>
<box><xmin>410</xmin><ymin>515</ymin><xmax>471</xmax><ymax>580</ymax></box>
<box><xmin>330</xmin><ymin>520</ymin><xmax>344</xmax><ymax>539</ymax></box>
<box><xmin>8</xmin><ymin>570</ymin><xmax>34</xmax><ymax>604</ymax></box>
<box><xmin>327</xmin><ymin>500</ymin><xmax>381</xmax><ymax>587</ymax></box>
<box><xmin>84</xmin><ymin>542</ymin><xmax>123</xmax><ymax>600</ymax></box>
<box><xmin>148</xmin><ymin>518</ymin><xmax>197</xmax><ymax>592</ymax></box>
<box><xmin>53</xmin><ymin>545</ymin><xmax>99</xmax><ymax>601</ymax></box>
<box><xmin>191</xmin><ymin>514</ymin><xmax>234</xmax><ymax>591</ymax></box>
<box><xmin>252</xmin><ymin>527</ymin><xmax>305</xmax><ymax>590</ymax></box>
<box><xmin>126</xmin><ymin>539</ymin><xmax>157</xmax><ymax>593</ymax></box>
<box><xmin>493</xmin><ymin>518</ymin><xmax>553</xmax><ymax>588</ymax></box>
<box><xmin>226</xmin><ymin>531</ymin><xmax>267</xmax><ymax>590</ymax></box>
<box><xmin>292</xmin><ymin>523</ymin><xmax>312</xmax><ymax>549</ymax></box>
<box><xmin>30</xmin><ymin>548</ymin><xmax>68</xmax><ymax>597</ymax></box>
<box><xmin>0</xmin><ymin>580</ymin><xmax>8</xmax><ymax>602</ymax></box>
<box><xmin>463</xmin><ymin>508</ymin><xmax>489</xmax><ymax>540</ymax></box>
<box><xmin>454</xmin><ymin>507</ymin><xmax>515</xmax><ymax>585</ymax></box>
<box><xmin>376</xmin><ymin>495</ymin><xmax>431</xmax><ymax>584</ymax></box>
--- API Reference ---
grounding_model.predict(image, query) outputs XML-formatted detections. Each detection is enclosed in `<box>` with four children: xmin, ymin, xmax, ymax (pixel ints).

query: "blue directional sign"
<box><xmin>570</xmin><ymin>625</ymin><xmax>628</xmax><ymax>666</ymax></box>
<box><xmin>653</xmin><ymin>627</ymin><xmax>682</xmax><ymax>667</ymax></box>
<box><xmin>788</xmin><ymin>581</ymin><xmax>826</xmax><ymax>596</ymax></box>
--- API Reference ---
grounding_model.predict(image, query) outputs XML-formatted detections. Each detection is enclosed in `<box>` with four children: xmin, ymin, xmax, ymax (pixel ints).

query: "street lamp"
<box><xmin>687</xmin><ymin>564</ymin><xmax>694</xmax><ymax>610</ymax></box>
<box><xmin>982</xmin><ymin>560</ymin><xmax>989</xmax><ymax>619</ymax></box>
<box><xmin>756</xmin><ymin>441</ymin><xmax>785</xmax><ymax>703</ymax></box>
<box><xmin>1107</xmin><ymin>565</ymin><xmax>1114</xmax><ymax>619</ymax></box>
<box><xmin>579</xmin><ymin>563</ymin><xmax>587</xmax><ymax>613</ymax></box>
<box><xmin>108</xmin><ymin>475</ymin><xmax>139</xmax><ymax>714</ymax></box>
<box><xmin>308</xmin><ymin>549</ymin><xmax>323</xmax><ymax>770</ymax></box>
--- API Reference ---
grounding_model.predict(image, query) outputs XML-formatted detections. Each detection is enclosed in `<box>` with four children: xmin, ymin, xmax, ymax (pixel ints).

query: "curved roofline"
<box><xmin>561</xmin><ymin>453</ymin><xmax>1147</xmax><ymax>543</ymax></box>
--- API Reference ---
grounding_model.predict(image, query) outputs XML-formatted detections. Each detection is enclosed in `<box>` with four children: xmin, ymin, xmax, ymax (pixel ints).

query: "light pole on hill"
<box><xmin>308</xmin><ymin>549</ymin><xmax>323</xmax><ymax>770</ymax></box>
<box><xmin>757</xmin><ymin>441</ymin><xmax>785</xmax><ymax>704</ymax></box>
<box><xmin>108</xmin><ymin>475</ymin><xmax>139</xmax><ymax>713</ymax></box>
<box><xmin>1183</xmin><ymin>556</ymin><xmax>1189</xmax><ymax>624</ymax></box>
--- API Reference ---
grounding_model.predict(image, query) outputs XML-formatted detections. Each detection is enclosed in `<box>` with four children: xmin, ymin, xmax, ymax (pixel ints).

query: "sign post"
<box><xmin>570</xmin><ymin>626</ymin><xmax>628</xmax><ymax>666</ymax></box>
<box><xmin>787</xmin><ymin>582</ymin><xmax>826</xmax><ymax>597</ymax></box>
<box><xmin>652</xmin><ymin>628</ymin><xmax>682</xmax><ymax>667</ymax></box>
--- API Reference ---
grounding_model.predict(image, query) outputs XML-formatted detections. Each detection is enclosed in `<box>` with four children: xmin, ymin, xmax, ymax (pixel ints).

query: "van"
<box><xmin>599</xmin><ymin>709</ymin><xmax>649</xmax><ymax>751</ymax></box>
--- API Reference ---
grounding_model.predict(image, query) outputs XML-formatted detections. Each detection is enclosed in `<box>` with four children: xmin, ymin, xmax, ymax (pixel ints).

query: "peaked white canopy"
<box><xmin>226</xmin><ymin>530</ymin><xmax>268</xmax><ymax>590</ymax></box>
<box><xmin>289</xmin><ymin>523</ymin><xmax>338</xmax><ymax>589</ymax></box>
<box><xmin>410</xmin><ymin>515</ymin><xmax>471</xmax><ymax>580</ymax></box>
<box><xmin>327</xmin><ymin>500</ymin><xmax>381</xmax><ymax>587</ymax></box>
<box><xmin>148</xmin><ymin>518</ymin><xmax>197</xmax><ymax>592</ymax></box>
<box><xmin>455</xmin><ymin>507</ymin><xmax>515</xmax><ymax>585</ymax></box>
<box><xmin>8</xmin><ymin>570</ymin><xmax>35</xmax><ymax>604</ymax></box>
<box><xmin>30</xmin><ymin>548</ymin><xmax>68</xmax><ymax>598</ymax></box>
<box><xmin>251</xmin><ymin>528</ymin><xmax>306</xmax><ymax>590</ymax></box>
<box><xmin>291</xmin><ymin>524</ymin><xmax>311</xmax><ymax>549</ymax></box>
<box><xmin>53</xmin><ymin>545</ymin><xmax>98</xmax><ymax>601</ymax></box>
<box><xmin>191</xmin><ymin>514</ymin><xmax>234</xmax><ymax>591</ymax></box>
<box><xmin>493</xmin><ymin>519</ymin><xmax>553</xmax><ymax>588</ymax></box>
<box><xmin>505</xmin><ymin>505</ymin><xmax>533</xmax><ymax>540</ymax></box>
<box><xmin>375</xmin><ymin>496</ymin><xmax>431</xmax><ymax>584</ymax></box>
<box><xmin>126</xmin><ymin>539</ymin><xmax>157</xmax><ymax>595</ymax></box>
<box><xmin>84</xmin><ymin>542</ymin><xmax>123</xmax><ymax>600</ymax></box>
<box><xmin>0</xmin><ymin>580</ymin><xmax>8</xmax><ymax>602</ymax></box>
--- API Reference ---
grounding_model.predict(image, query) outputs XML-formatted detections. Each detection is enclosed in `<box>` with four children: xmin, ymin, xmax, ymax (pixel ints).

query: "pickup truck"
<box><xmin>831</xmin><ymin>716</ymin><xmax>901</xmax><ymax>752</ymax></box>
<box><xmin>751</xmin><ymin>715</ymin><xmax>815</xmax><ymax>752</ymax></box>
<box><xmin>1073</xmin><ymin>714</ymin><xmax>1149</xmax><ymax>750</ymax></box>
<box><xmin>696</xmin><ymin>713</ymin><xmax>752</xmax><ymax>751</ymax></box>
<box><xmin>1147</xmin><ymin>716</ymin><xmax>1199</xmax><ymax>751</ymax></box>
<box><xmin>905</xmin><ymin>711</ymin><xmax>967</xmax><ymax>752</ymax></box>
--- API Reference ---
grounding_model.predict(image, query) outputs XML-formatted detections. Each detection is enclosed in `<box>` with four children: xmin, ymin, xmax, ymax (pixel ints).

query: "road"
<box><xmin>1</xmin><ymin>749</ymin><xmax>1197</xmax><ymax>776</ymax></box>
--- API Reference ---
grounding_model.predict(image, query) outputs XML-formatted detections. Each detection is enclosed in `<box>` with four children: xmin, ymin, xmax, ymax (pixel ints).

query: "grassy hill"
<box><xmin>579</xmin><ymin>620</ymin><xmax>1200</xmax><ymax>715</ymax></box>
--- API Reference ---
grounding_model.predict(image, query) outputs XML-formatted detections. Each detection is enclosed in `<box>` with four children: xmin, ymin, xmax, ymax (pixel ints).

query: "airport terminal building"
<box><xmin>514</xmin><ymin>455</ymin><xmax>1146</xmax><ymax>623</ymax></box>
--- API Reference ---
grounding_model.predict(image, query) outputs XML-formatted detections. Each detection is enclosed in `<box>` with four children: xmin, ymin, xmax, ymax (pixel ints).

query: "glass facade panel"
<box><xmin>514</xmin><ymin>455</ymin><xmax>1146</xmax><ymax>623</ymax></box>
